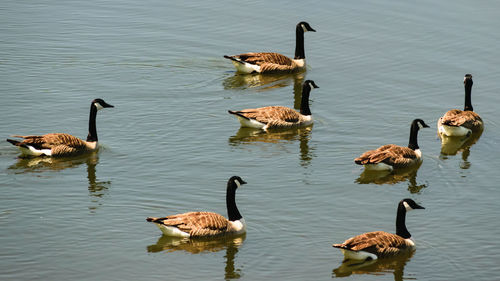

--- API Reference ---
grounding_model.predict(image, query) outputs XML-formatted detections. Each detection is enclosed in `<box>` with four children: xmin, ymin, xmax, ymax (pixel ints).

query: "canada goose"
<box><xmin>354</xmin><ymin>119</ymin><xmax>429</xmax><ymax>171</ymax></box>
<box><xmin>224</xmin><ymin>21</ymin><xmax>316</xmax><ymax>74</ymax></box>
<box><xmin>228</xmin><ymin>80</ymin><xmax>319</xmax><ymax>130</ymax></box>
<box><xmin>146</xmin><ymin>176</ymin><xmax>247</xmax><ymax>238</ymax></box>
<box><xmin>438</xmin><ymin>74</ymin><xmax>483</xmax><ymax>137</ymax></box>
<box><xmin>333</xmin><ymin>198</ymin><xmax>425</xmax><ymax>261</ymax></box>
<box><xmin>6</xmin><ymin>99</ymin><xmax>114</xmax><ymax>157</ymax></box>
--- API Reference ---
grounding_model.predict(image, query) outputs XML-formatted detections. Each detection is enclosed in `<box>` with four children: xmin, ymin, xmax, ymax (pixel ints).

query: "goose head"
<box><xmin>412</xmin><ymin>119</ymin><xmax>430</xmax><ymax>130</ymax></box>
<box><xmin>298</xmin><ymin>21</ymin><xmax>316</xmax><ymax>33</ymax></box>
<box><xmin>401</xmin><ymin>198</ymin><xmax>425</xmax><ymax>212</ymax></box>
<box><xmin>304</xmin><ymin>80</ymin><xmax>320</xmax><ymax>89</ymax></box>
<box><xmin>464</xmin><ymin>74</ymin><xmax>473</xmax><ymax>86</ymax></box>
<box><xmin>92</xmin><ymin>98</ymin><xmax>114</xmax><ymax>111</ymax></box>
<box><xmin>228</xmin><ymin>176</ymin><xmax>247</xmax><ymax>189</ymax></box>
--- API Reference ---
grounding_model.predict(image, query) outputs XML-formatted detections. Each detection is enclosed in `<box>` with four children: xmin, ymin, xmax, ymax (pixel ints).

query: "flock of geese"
<box><xmin>6</xmin><ymin>21</ymin><xmax>484</xmax><ymax>264</ymax></box>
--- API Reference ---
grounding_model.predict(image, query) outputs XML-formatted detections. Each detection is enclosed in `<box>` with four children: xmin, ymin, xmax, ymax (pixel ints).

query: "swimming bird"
<box><xmin>6</xmin><ymin>99</ymin><xmax>114</xmax><ymax>157</ymax></box>
<box><xmin>438</xmin><ymin>74</ymin><xmax>483</xmax><ymax>137</ymax></box>
<box><xmin>333</xmin><ymin>198</ymin><xmax>425</xmax><ymax>261</ymax></box>
<box><xmin>228</xmin><ymin>80</ymin><xmax>319</xmax><ymax>130</ymax></box>
<box><xmin>146</xmin><ymin>176</ymin><xmax>247</xmax><ymax>238</ymax></box>
<box><xmin>354</xmin><ymin>119</ymin><xmax>429</xmax><ymax>172</ymax></box>
<box><xmin>224</xmin><ymin>21</ymin><xmax>316</xmax><ymax>74</ymax></box>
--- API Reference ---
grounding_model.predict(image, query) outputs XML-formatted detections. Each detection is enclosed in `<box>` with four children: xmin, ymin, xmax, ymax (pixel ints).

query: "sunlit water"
<box><xmin>1</xmin><ymin>0</ymin><xmax>500</xmax><ymax>280</ymax></box>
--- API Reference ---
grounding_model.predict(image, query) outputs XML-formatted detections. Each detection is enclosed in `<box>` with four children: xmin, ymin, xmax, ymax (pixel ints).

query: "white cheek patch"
<box><xmin>403</xmin><ymin>201</ymin><xmax>413</xmax><ymax>211</ymax></box>
<box><xmin>235</xmin><ymin>179</ymin><xmax>241</xmax><ymax>188</ymax></box>
<box><xmin>418</xmin><ymin>122</ymin><xmax>424</xmax><ymax>129</ymax></box>
<box><xmin>301</xmin><ymin>24</ymin><xmax>308</xmax><ymax>32</ymax></box>
<box><xmin>308</xmin><ymin>82</ymin><xmax>314</xmax><ymax>89</ymax></box>
<box><xmin>94</xmin><ymin>103</ymin><xmax>104</xmax><ymax>111</ymax></box>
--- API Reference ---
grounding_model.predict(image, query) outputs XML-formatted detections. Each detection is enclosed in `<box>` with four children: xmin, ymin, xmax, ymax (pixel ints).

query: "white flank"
<box><xmin>229</xmin><ymin>218</ymin><xmax>247</xmax><ymax>234</ymax></box>
<box><xmin>85</xmin><ymin>141</ymin><xmax>98</xmax><ymax>150</ymax></box>
<box><xmin>293</xmin><ymin>59</ymin><xmax>306</xmax><ymax>68</ymax></box>
<box><xmin>340</xmin><ymin>249</ymin><xmax>378</xmax><ymax>261</ymax></box>
<box><xmin>19</xmin><ymin>146</ymin><xmax>52</xmax><ymax>157</ymax></box>
<box><xmin>414</xmin><ymin>149</ymin><xmax>422</xmax><ymax>159</ymax></box>
<box><xmin>364</xmin><ymin>162</ymin><xmax>393</xmax><ymax>172</ymax></box>
<box><xmin>302</xmin><ymin>115</ymin><xmax>313</xmax><ymax>126</ymax></box>
<box><xmin>157</xmin><ymin>224</ymin><xmax>190</xmax><ymax>238</ymax></box>
<box><xmin>405</xmin><ymin>238</ymin><xmax>415</xmax><ymax>247</ymax></box>
<box><xmin>235</xmin><ymin>116</ymin><xmax>266</xmax><ymax>129</ymax></box>
<box><xmin>231</xmin><ymin>61</ymin><xmax>261</xmax><ymax>74</ymax></box>
<box><xmin>439</xmin><ymin>125</ymin><xmax>471</xmax><ymax>137</ymax></box>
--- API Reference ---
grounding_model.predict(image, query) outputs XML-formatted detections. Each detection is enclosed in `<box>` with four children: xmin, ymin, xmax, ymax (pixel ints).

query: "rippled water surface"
<box><xmin>1</xmin><ymin>0</ymin><xmax>500</xmax><ymax>280</ymax></box>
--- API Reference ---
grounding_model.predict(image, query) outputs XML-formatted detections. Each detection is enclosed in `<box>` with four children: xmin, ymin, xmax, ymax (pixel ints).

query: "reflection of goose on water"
<box><xmin>222</xmin><ymin>72</ymin><xmax>304</xmax><ymax>92</ymax></box>
<box><xmin>228</xmin><ymin>80</ymin><xmax>319</xmax><ymax>130</ymax></box>
<box><xmin>147</xmin><ymin>234</ymin><xmax>245</xmax><ymax>254</ymax></box>
<box><xmin>333</xmin><ymin>250</ymin><xmax>414</xmax><ymax>281</ymax></box>
<box><xmin>7</xmin><ymin>152</ymin><xmax>111</xmax><ymax>211</ymax></box>
<box><xmin>224</xmin><ymin>21</ymin><xmax>316</xmax><ymax>74</ymax></box>
<box><xmin>354</xmin><ymin>119</ymin><xmax>429</xmax><ymax>172</ymax></box>
<box><xmin>147</xmin><ymin>234</ymin><xmax>245</xmax><ymax>280</ymax></box>
<box><xmin>439</xmin><ymin>130</ymin><xmax>482</xmax><ymax>156</ymax></box>
<box><xmin>6</xmin><ymin>99</ymin><xmax>114</xmax><ymax>157</ymax></box>
<box><xmin>333</xmin><ymin>199</ymin><xmax>424</xmax><ymax>261</ymax></box>
<box><xmin>8</xmin><ymin>152</ymin><xmax>97</xmax><ymax>173</ymax></box>
<box><xmin>355</xmin><ymin>164</ymin><xmax>427</xmax><ymax>193</ymax></box>
<box><xmin>438</xmin><ymin>74</ymin><xmax>483</xmax><ymax>137</ymax></box>
<box><xmin>229</xmin><ymin>126</ymin><xmax>315</xmax><ymax>167</ymax></box>
<box><xmin>147</xmin><ymin>176</ymin><xmax>247</xmax><ymax>238</ymax></box>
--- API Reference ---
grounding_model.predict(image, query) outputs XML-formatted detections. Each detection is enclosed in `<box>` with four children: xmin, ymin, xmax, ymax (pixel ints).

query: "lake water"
<box><xmin>1</xmin><ymin>0</ymin><xmax>500</xmax><ymax>280</ymax></box>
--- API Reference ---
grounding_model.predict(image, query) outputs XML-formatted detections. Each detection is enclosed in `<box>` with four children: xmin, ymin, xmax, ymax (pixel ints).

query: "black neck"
<box><xmin>395</xmin><ymin>203</ymin><xmax>411</xmax><ymax>239</ymax></box>
<box><xmin>464</xmin><ymin>82</ymin><xmax>473</xmax><ymax>111</ymax></box>
<box><xmin>294</xmin><ymin>25</ymin><xmax>305</xmax><ymax>59</ymax></box>
<box><xmin>226</xmin><ymin>183</ymin><xmax>242</xmax><ymax>221</ymax></box>
<box><xmin>300</xmin><ymin>84</ymin><xmax>312</xmax><ymax>116</ymax></box>
<box><xmin>86</xmin><ymin>104</ymin><xmax>98</xmax><ymax>142</ymax></box>
<box><xmin>408</xmin><ymin>122</ymin><xmax>420</xmax><ymax>151</ymax></box>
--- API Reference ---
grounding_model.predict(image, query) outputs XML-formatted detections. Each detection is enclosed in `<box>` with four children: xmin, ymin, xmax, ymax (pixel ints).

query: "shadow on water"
<box><xmin>222</xmin><ymin>71</ymin><xmax>305</xmax><ymax>94</ymax></box>
<box><xmin>332</xmin><ymin>250</ymin><xmax>415</xmax><ymax>281</ymax></box>
<box><xmin>228</xmin><ymin>126</ymin><xmax>315</xmax><ymax>167</ymax></box>
<box><xmin>147</xmin><ymin>234</ymin><xmax>246</xmax><ymax>280</ymax></box>
<box><xmin>355</xmin><ymin>163</ymin><xmax>427</xmax><ymax>193</ymax></box>
<box><xmin>439</xmin><ymin>131</ymin><xmax>482</xmax><ymax>169</ymax></box>
<box><xmin>7</xmin><ymin>152</ymin><xmax>111</xmax><ymax>212</ymax></box>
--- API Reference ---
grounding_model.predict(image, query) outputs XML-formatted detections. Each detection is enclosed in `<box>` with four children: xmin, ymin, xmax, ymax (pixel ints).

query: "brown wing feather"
<box><xmin>334</xmin><ymin>231</ymin><xmax>413</xmax><ymax>258</ymax></box>
<box><xmin>150</xmin><ymin>212</ymin><xmax>230</xmax><ymax>237</ymax></box>
<box><xmin>11</xmin><ymin>133</ymin><xmax>89</xmax><ymax>156</ymax></box>
<box><xmin>439</xmin><ymin>109</ymin><xmax>483</xmax><ymax>130</ymax></box>
<box><xmin>13</xmin><ymin>133</ymin><xmax>87</xmax><ymax>148</ymax></box>
<box><xmin>355</xmin><ymin>145</ymin><xmax>418</xmax><ymax>168</ymax></box>
<box><xmin>232</xmin><ymin>52</ymin><xmax>298</xmax><ymax>73</ymax></box>
<box><xmin>234</xmin><ymin>106</ymin><xmax>306</xmax><ymax>128</ymax></box>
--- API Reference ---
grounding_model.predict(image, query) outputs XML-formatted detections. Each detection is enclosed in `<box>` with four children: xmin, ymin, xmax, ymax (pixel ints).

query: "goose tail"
<box><xmin>6</xmin><ymin>139</ymin><xmax>27</xmax><ymax>148</ymax></box>
<box><xmin>332</xmin><ymin>244</ymin><xmax>348</xmax><ymax>249</ymax></box>
<box><xmin>224</xmin><ymin>55</ymin><xmax>245</xmax><ymax>65</ymax></box>
<box><xmin>228</xmin><ymin>110</ymin><xmax>251</xmax><ymax>120</ymax></box>
<box><xmin>146</xmin><ymin>217</ymin><xmax>165</xmax><ymax>223</ymax></box>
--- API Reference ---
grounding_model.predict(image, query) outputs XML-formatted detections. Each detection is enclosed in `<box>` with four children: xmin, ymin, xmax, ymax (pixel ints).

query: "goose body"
<box><xmin>224</xmin><ymin>21</ymin><xmax>316</xmax><ymax>74</ymax></box>
<box><xmin>333</xmin><ymin>199</ymin><xmax>425</xmax><ymax>261</ymax></box>
<box><xmin>147</xmin><ymin>176</ymin><xmax>247</xmax><ymax>238</ymax></box>
<box><xmin>438</xmin><ymin>74</ymin><xmax>483</xmax><ymax>137</ymax></box>
<box><xmin>228</xmin><ymin>80</ymin><xmax>319</xmax><ymax>130</ymax></box>
<box><xmin>6</xmin><ymin>99</ymin><xmax>114</xmax><ymax>157</ymax></box>
<box><xmin>355</xmin><ymin>119</ymin><xmax>429</xmax><ymax>171</ymax></box>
